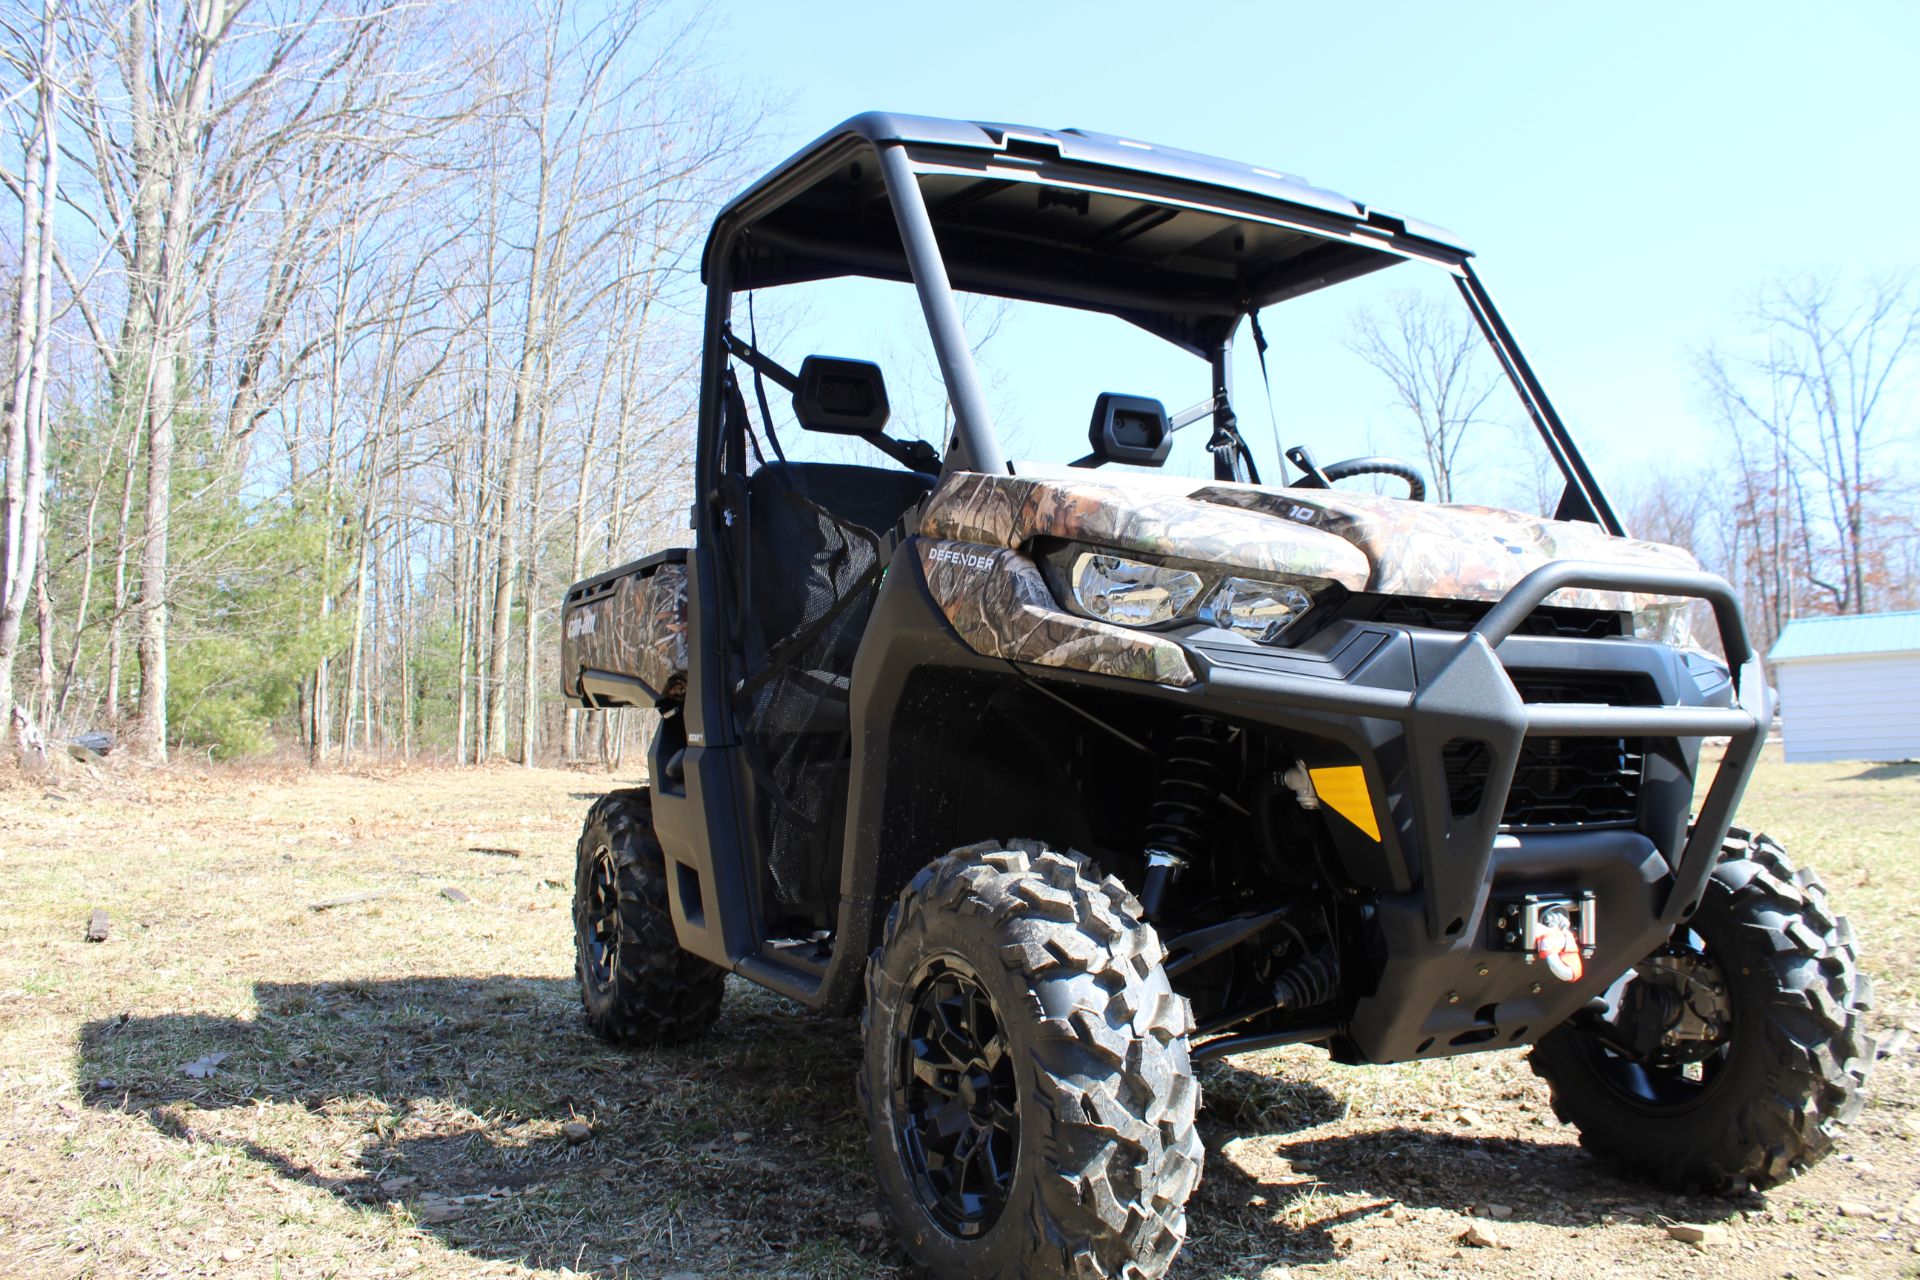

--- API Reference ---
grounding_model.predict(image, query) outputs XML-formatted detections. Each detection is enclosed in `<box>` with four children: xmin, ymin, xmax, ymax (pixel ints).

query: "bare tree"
<box><xmin>1699</xmin><ymin>273</ymin><xmax>1919</xmax><ymax>623</ymax></box>
<box><xmin>0</xmin><ymin>0</ymin><xmax>756</xmax><ymax>765</ymax></box>
<box><xmin>1346</xmin><ymin>289</ymin><xmax>1504</xmax><ymax>504</ymax></box>
<box><xmin>0</xmin><ymin>0</ymin><xmax>59</xmax><ymax>741</ymax></box>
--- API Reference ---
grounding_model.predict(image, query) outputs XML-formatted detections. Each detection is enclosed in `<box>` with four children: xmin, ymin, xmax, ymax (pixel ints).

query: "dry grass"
<box><xmin>0</xmin><ymin>747</ymin><xmax>1914</xmax><ymax>1278</ymax></box>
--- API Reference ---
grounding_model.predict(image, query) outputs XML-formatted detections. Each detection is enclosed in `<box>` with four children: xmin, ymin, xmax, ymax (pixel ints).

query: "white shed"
<box><xmin>1768</xmin><ymin>610</ymin><xmax>1920</xmax><ymax>763</ymax></box>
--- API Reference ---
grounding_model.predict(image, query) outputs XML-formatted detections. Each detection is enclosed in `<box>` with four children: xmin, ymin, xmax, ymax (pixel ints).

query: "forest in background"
<box><xmin>0</xmin><ymin>0</ymin><xmax>758</xmax><ymax>764</ymax></box>
<box><xmin>0</xmin><ymin>0</ymin><xmax>1914</xmax><ymax>766</ymax></box>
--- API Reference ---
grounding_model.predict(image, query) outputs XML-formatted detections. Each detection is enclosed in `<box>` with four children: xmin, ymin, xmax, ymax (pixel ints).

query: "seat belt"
<box><xmin>720</xmin><ymin>372</ymin><xmax>756</xmax><ymax>650</ymax></box>
<box><xmin>1248</xmin><ymin>310</ymin><xmax>1285</xmax><ymax>480</ymax></box>
<box><xmin>745</xmin><ymin>292</ymin><xmax>787</xmax><ymax>463</ymax></box>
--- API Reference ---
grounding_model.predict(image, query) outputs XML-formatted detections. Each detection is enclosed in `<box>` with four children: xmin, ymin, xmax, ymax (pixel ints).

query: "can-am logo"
<box><xmin>928</xmin><ymin>545</ymin><xmax>995</xmax><ymax>573</ymax></box>
<box><xmin>566</xmin><ymin>611</ymin><xmax>597</xmax><ymax>639</ymax></box>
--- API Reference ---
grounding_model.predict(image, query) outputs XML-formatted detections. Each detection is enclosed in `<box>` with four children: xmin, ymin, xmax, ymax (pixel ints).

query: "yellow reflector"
<box><xmin>1309</xmin><ymin>765</ymin><xmax>1380</xmax><ymax>842</ymax></box>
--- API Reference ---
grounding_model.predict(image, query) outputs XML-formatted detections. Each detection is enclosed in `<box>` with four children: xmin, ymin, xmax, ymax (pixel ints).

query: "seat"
<box><xmin>745</xmin><ymin>461</ymin><xmax>935</xmax><ymax>643</ymax></box>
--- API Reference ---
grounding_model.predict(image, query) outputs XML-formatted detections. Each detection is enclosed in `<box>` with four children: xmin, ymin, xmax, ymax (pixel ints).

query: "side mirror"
<box><xmin>1087</xmin><ymin>393</ymin><xmax>1172</xmax><ymax>466</ymax></box>
<box><xmin>793</xmin><ymin>356</ymin><xmax>889</xmax><ymax>435</ymax></box>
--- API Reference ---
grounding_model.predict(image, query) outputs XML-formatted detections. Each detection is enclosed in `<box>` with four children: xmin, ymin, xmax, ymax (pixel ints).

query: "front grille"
<box><xmin>1358</xmin><ymin>595</ymin><xmax>1625</xmax><ymax>639</ymax></box>
<box><xmin>1504</xmin><ymin>736</ymin><xmax>1644</xmax><ymax>827</ymax></box>
<box><xmin>1442</xmin><ymin>673</ymin><xmax>1653</xmax><ymax>829</ymax></box>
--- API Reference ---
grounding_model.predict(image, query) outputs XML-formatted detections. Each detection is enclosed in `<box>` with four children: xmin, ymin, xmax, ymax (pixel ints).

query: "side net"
<box><xmin>738</xmin><ymin>483</ymin><xmax>883</xmax><ymax>908</ymax></box>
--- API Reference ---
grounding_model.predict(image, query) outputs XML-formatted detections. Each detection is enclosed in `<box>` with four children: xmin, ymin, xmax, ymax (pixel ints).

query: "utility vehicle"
<box><xmin>558</xmin><ymin>113</ymin><xmax>1872</xmax><ymax>1280</ymax></box>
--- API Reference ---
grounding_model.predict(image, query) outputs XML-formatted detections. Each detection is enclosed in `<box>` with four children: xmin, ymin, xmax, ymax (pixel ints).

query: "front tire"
<box><xmin>859</xmin><ymin>840</ymin><xmax>1203</xmax><ymax>1280</ymax></box>
<box><xmin>572</xmin><ymin>788</ymin><xmax>727</xmax><ymax>1045</ymax></box>
<box><xmin>1530</xmin><ymin>828</ymin><xmax>1873</xmax><ymax>1192</ymax></box>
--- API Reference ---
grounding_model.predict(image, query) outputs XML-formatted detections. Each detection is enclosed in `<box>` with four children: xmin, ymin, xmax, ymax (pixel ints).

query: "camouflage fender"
<box><xmin>917</xmin><ymin>539</ymin><xmax>1196</xmax><ymax>686</ymax></box>
<box><xmin>561</xmin><ymin>560</ymin><xmax>689</xmax><ymax>704</ymax></box>
<box><xmin>921</xmin><ymin>472</ymin><xmax>1373</xmax><ymax>587</ymax></box>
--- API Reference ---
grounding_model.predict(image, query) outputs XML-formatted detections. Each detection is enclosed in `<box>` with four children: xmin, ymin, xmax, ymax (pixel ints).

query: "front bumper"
<box><xmin>1184</xmin><ymin>560</ymin><xmax>1769</xmax><ymax>1062</ymax></box>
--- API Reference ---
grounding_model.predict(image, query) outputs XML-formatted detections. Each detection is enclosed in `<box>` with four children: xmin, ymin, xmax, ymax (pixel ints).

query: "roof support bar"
<box><xmin>875</xmin><ymin>141</ymin><xmax>1007</xmax><ymax>476</ymax></box>
<box><xmin>1456</xmin><ymin>263</ymin><xmax>1623</xmax><ymax>535</ymax></box>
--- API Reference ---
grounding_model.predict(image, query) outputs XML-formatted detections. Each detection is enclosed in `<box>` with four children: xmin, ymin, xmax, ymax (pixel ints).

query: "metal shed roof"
<box><xmin>1768</xmin><ymin>610</ymin><xmax>1920</xmax><ymax>662</ymax></box>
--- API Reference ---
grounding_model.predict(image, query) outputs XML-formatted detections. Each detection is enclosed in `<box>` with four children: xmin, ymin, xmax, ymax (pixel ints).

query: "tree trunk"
<box><xmin>518</xmin><ymin>409</ymin><xmax>548</xmax><ymax>766</ymax></box>
<box><xmin>105</xmin><ymin>423</ymin><xmax>140</xmax><ymax>723</ymax></box>
<box><xmin>452</xmin><ymin>433</ymin><xmax>473</xmax><ymax>764</ymax></box>
<box><xmin>128</xmin><ymin>0</ymin><xmax>234</xmax><ymax>763</ymax></box>
<box><xmin>1</xmin><ymin>9</ymin><xmax>58</xmax><ymax>741</ymax></box>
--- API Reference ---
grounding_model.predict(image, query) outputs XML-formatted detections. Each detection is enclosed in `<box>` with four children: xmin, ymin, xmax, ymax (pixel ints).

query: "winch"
<box><xmin>1489</xmin><ymin>892</ymin><xmax>1597</xmax><ymax>982</ymax></box>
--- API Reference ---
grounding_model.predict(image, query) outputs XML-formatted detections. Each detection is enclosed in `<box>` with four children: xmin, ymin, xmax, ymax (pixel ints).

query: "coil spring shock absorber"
<box><xmin>1270</xmin><ymin>946</ymin><xmax>1339</xmax><ymax>1012</ymax></box>
<box><xmin>1140</xmin><ymin>715</ymin><xmax>1235</xmax><ymax>918</ymax></box>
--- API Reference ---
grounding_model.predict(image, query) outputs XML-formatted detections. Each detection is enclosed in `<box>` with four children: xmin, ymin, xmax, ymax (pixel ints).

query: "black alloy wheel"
<box><xmin>581</xmin><ymin>843</ymin><xmax>622</xmax><ymax>991</ymax></box>
<box><xmin>894</xmin><ymin>956</ymin><xmax>1019</xmax><ymax>1237</ymax></box>
<box><xmin>1575</xmin><ymin>933</ymin><xmax>1736</xmax><ymax>1112</ymax></box>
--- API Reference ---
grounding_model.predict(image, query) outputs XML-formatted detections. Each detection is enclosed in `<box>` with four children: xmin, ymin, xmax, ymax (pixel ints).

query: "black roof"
<box><xmin>710</xmin><ymin>113</ymin><xmax>1473</xmax><ymax>353</ymax></box>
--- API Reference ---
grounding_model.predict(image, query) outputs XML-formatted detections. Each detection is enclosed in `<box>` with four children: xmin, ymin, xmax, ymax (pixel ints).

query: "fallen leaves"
<box><xmin>180</xmin><ymin>1052</ymin><xmax>230</xmax><ymax>1079</ymax></box>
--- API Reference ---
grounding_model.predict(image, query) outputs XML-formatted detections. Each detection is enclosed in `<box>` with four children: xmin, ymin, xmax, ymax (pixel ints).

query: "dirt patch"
<box><xmin>1</xmin><ymin>750</ymin><xmax>1915</xmax><ymax>1278</ymax></box>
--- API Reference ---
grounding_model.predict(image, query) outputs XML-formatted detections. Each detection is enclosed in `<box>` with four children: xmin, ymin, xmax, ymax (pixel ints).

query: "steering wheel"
<box><xmin>1284</xmin><ymin>445</ymin><xmax>1430</xmax><ymax>501</ymax></box>
<box><xmin>1297</xmin><ymin>454</ymin><xmax>1436</xmax><ymax>506</ymax></box>
<box><xmin>1321</xmin><ymin>455</ymin><xmax>1429</xmax><ymax>502</ymax></box>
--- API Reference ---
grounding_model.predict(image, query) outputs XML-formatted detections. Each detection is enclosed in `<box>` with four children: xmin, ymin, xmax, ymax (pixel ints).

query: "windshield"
<box><xmin>725</xmin><ymin>149</ymin><xmax>1593</xmax><ymax>520</ymax></box>
<box><xmin>737</xmin><ymin>253</ymin><xmax>1560</xmax><ymax>516</ymax></box>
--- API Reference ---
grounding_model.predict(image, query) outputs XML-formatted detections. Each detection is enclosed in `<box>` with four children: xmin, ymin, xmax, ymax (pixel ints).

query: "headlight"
<box><xmin>1070</xmin><ymin>552</ymin><xmax>1206</xmax><ymax>626</ymax></box>
<box><xmin>1200</xmin><ymin>577</ymin><xmax>1314</xmax><ymax>643</ymax></box>
<box><xmin>1050</xmin><ymin>547</ymin><xmax>1323</xmax><ymax>646</ymax></box>
<box><xmin>1632</xmin><ymin>600</ymin><xmax>1695</xmax><ymax>648</ymax></box>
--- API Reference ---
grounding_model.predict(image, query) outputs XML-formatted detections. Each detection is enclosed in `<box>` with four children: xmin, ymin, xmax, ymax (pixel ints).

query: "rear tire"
<box><xmin>572</xmin><ymin>788</ymin><xmax>727</xmax><ymax>1045</ymax></box>
<box><xmin>1530</xmin><ymin>828</ymin><xmax>1873</xmax><ymax>1192</ymax></box>
<box><xmin>859</xmin><ymin>840</ymin><xmax>1203</xmax><ymax>1280</ymax></box>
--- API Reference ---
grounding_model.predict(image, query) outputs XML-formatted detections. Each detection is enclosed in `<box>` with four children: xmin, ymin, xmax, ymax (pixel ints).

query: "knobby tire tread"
<box><xmin>573</xmin><ymin>788</ymin><xmax>727</xmax><ymax>1046</ymax></box>
<box><xmin>1529</xmin><ymin>828</ymin><xmax>1873</xmax><ymax>1193</ymax></box>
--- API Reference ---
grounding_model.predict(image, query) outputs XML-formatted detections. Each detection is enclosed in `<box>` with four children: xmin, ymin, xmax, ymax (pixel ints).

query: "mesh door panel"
<box><xmin>740</xmin><ymin>494</ymin><xmax>881</xmax><ymax>907</ymax></box>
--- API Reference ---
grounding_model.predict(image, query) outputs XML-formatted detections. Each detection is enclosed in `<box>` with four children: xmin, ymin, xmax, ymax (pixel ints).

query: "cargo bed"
<box><xmin>559</xmin><ymin>548</ymin><xmax>689</xmax><ymax>708</ymax></box>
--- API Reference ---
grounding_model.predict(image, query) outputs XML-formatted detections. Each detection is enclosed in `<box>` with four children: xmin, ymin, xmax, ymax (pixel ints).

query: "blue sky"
<box><xmin>710</xmin><ymin>1</ymin><xmax>1919</xmax><ymax>500</ymax></box>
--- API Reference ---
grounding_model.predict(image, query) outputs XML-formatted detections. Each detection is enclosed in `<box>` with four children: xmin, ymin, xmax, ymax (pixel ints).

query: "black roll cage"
<box><xmin>697</xmin><ymin>116</ymin><xmax>1621</xmax><ymax>532</ymax></box>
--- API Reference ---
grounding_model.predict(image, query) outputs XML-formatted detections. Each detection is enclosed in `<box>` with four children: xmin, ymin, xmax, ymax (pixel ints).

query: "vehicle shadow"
<box><xmin>1184</xmin><ymin>1058</ymin><xmax>1749</xmax><ymax>1274</ymax></box>
<box><xmin>79</xmin><ymin>975</ymin><xmax>883</xmax><ymax>1275</ymax></box>
<box><xmin>78</xmin><ymin>981</ymin><xmax>1735</xmax><ymax>1276</ymax></box>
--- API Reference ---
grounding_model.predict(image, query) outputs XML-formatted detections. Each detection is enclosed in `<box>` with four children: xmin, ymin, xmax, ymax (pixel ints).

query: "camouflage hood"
<box><xmin>920</xmin><ymin>470</ymin><xmax>1696</xmax><ymax>612</ymax></box>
